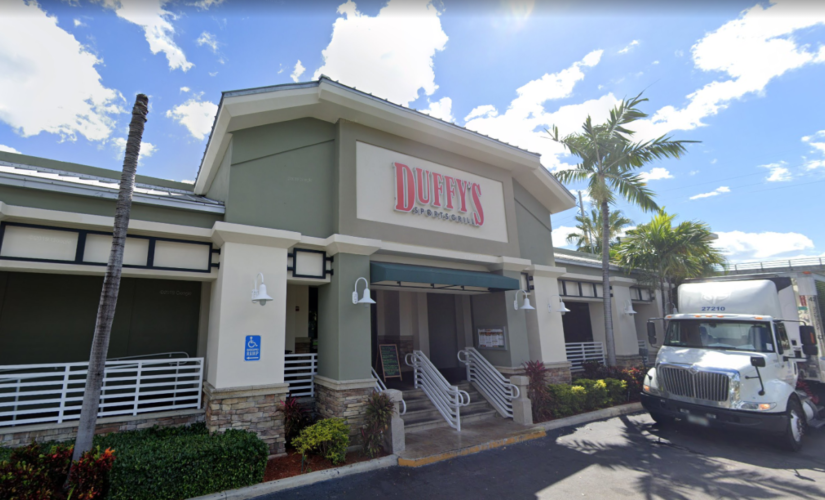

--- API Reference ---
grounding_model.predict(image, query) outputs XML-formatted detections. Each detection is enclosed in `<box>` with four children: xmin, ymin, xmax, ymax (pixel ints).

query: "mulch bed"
<box><xmin>263</xmin><ymin>449</ymin><xmax>388</xmax><ymax>482</ymax></box>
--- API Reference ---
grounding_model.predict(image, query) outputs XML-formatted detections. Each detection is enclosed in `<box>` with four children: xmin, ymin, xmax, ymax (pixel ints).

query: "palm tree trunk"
<box><xmin>659</xmin><ymin>276</ymin><xmax>667</xmax><ymax>317</ymax></box>
<box><xmin>71</xmin><ymin>95</ymin><xmax>149</xmax><ymax>462</ymax></box>
<box><xmin>601</xmin><ymin>200</ymin><xmax>616</xmax><ymax>366</ymax></box>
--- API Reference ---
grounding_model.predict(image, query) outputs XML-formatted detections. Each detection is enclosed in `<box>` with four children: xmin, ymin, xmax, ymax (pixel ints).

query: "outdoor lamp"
<box><xmin>251</xmin><ymin>273</ymin><xmax>273</xmax><ymax>306</ymax></box>
<box><xmin>551</xmin><ymin>297</ymin><xmax>571</xmax><ymax>314</ymax></box>
<box><xmin>513</xmin><ymin>290</ymin><xmax>535</xmax><ymax>311</ymax></box>
<box><xmin>352</xmin><ymin>277</ymin><xmax>376</xmax><ymax>305</ymax></box>
<box><xmin>625</xmin><ymin>300</ymin><xmax>638</xmax><ymax>315</ymax></box>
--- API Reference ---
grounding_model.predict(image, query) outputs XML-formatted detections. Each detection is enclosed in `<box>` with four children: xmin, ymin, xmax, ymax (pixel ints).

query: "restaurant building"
<box><xmin>0</xmin><ymin>77</ymin><xmax>661</xmax><ymax>454</ymax></box>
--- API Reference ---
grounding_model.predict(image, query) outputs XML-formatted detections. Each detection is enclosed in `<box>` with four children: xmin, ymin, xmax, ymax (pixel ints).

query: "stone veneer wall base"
<box><xmin>203</xmin><ymin>382</ymin><xmax>289</xmax><ymax>457</ymax></box>
<box><xmin>314</xmin><ymin>376</ymin><xmax>376</xmax><ymax>445</ymax></box>
<box><xmin>1</xmin><ymin>409</ymin><xmax>204</xmax><ymax>449</ymax></box>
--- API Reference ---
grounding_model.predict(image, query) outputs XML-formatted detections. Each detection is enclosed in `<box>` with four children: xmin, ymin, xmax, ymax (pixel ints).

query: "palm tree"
<box><xmin>72</xmin><ymin>94</ymin><xmax>149</xmax><ymax>463</ymax></box>
<box><xmin>567</xmin><ymin>208</ymin><xmax>633</xmax><ymax>255</ymax></box>
<box><xmin>549</xmin><ymin>93</ymin><xmax>696</xmax><ymax>366</ymax></box>
<box><xmin>616</xmin><ymin>209</ymin><xmax>725</xmax><ymax>317</ymax></box>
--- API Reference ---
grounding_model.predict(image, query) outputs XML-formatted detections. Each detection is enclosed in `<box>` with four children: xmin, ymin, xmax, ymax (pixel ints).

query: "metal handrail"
<box><xmin>457</xmin><ymin>348</ymin><xmax>518</xmax><ymax>419</ymax></box>
<box><xmin>371</xmin><ymin>367</ymin><xmax>406</xmax><ymax>415</ymax></box>
<box><xmin>717</xmin><ymin>256</ymin><xmax>825</xmax><ymax>274</ymax></box>
<box><xmin>565</xmin><ymin>341</ymin><xmax>606</xmax><ymax>371</ymax></box>
<box><xmin>405</xmin><ymin>350</ymin><xmax>469</xmax><ymax>431</ymax></box>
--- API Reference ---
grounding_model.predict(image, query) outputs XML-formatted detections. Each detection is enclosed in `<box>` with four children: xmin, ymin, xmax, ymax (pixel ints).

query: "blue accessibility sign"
<box><xmin>245</xmin><ymin>335</ymin><xmax>261</xmax><ymax>361</ymax></box>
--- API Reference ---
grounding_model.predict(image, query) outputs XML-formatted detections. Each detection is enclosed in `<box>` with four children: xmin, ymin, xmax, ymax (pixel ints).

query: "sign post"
<box><xmin>377</xmin><ymin>344</ymin><xmax>402</xmax><ymax>382</ymax></box>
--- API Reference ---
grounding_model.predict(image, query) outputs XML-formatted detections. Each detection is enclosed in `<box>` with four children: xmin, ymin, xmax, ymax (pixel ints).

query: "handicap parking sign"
<box><xmin>245</xmin><ymin>335</ymin><xmax>261</xmax><ymax>361</ymax></box>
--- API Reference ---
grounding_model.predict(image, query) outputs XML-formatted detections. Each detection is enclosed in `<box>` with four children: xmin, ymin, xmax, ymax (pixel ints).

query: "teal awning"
<box><xmin>370</xmin><ymin>262</ymin><xmax>520</xmax><ymax>292</ymax></box>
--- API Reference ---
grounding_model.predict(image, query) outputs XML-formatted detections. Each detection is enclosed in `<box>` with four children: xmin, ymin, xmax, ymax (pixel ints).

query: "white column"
<box><xmin>610</xmin><ymin>277</ymin><xmax>641</xmax><ymax>357</ymax></box>
<box><xmin>206</xmin><ymin>223</ymin><xmax>300</xmax><ymax>389</ymax></box>
<box><xmin>525</xmin><ymin>265</ymin><xmax>568</xmax><ymax>365</ymax></box>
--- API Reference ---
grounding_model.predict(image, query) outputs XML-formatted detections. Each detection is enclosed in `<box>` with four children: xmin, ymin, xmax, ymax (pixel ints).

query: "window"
<box><xmin>775</xmin><ymin>322</ymin><xmax>791</xmax><ymax>355</ymax></box>
<box><xmin>665</xmin><ymin>320</ymin><xmax>775</xmax><ymax>353</ymax></box>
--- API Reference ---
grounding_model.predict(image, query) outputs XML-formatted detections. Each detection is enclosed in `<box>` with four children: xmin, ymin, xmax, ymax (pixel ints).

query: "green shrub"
<box><xmin>95</xmin><ymin>423</ymin><xmax>267</xmax><ymax>500</ymax></box>
<box><xmin>293</xmin><ymin>418</ymin><xmax>350</xmax><ymax>465</ymax></box>
<box><xmin>360</xmin><ymin>392</ymin><xmax>395</xmax><ymax>458</ymax></box>
<box><xmin>522</xmin><ymin>360</ymin><xmax>554</xmax><ymax>422</ymax></box>
<box><xmin>546</xmin><ymin>384</ymin><xmax>586</xmax><ymax>418</ymax></box>
<box><xmin>604</xmin><ymin>378</ymin><xmax>628</xmax><ymax>405</ymax></box>
<box><xmin>279</xmin><ymin>397</ymin><xmax>312</xmax><ymax>447</ymax></box>
<box><xmin>573</xmin><ymin>379</ymin><xmax>610</xmax><ymax>411</ymax></box>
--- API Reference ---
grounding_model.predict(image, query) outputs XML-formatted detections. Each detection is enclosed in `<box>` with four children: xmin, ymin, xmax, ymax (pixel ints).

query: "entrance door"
<box><xmin>427</xmin><ymin>294</ymin><xmax>460</xmax><ymax>371</ymax></box>
<box><xmin>562</xmin><ymin>302</ymin><xmax>594</xmax><ymax>343</ymax></box>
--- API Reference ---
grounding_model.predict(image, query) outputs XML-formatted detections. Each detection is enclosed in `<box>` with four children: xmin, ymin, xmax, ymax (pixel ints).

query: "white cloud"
<box><xmin>689</xmin><ymin>186</ymin><xmax>730</xmax><ymax>200</ymax></box>
<box><xmin>180</xmin><ymin>179</ymin><xmax>195</xmax><ymax>184</ymax></box>
<box><xmin>652</xmin><ymin>60</ymin><xmax>660</xmax><ymax>65</ymax></box>
<box><xmin>552</xmin><ymin>225</ymin><xmax>579</xmax><ymax>248</ymax></box>
<box><xmin>73</xmin><ymin>18</ymin><xmax>86</xmax><ymax>27</ymax></box>
<box><xmin>312</xmin><ymin>0</ymin><xmax>448</xmax><ymax>105</ymax></box>
<box><xmin>639</xmin><ymin>167</ymin><xmax>673</xmax><ymax>181</ymax></box>
<box><xmin>634</xmin><ymin>0</ymin><xmax>825</xmax><ymax>139</ymax></box>
<box><xmin>180</xmin><ymin>86</ymin><xmax>190</xmax><ymax>93</ymax></box>
<box><xmin>689</xmin><ymin>170</ymin><xmax>700</xmax><ymax>175</ymax></box>
<box><xmin>806</xmin><ymin>160</ymin><xmax>825</xmax><ymax>170</ymax></box>
<box><xmin>191</xmin><ymin>0</ymin><xmax>224</xmax><ymax>9</ymax></box>
<box><xmin>208</xmin><ymin>71</ymin><xmax>218</xmax><ymax>77</ymax></box>
<box><xmin>710</xmin><ymin>158</ymin><xmax>717</xmax><ymax>164</ymax></box>
<box><xmin>0</xmin><ymin>1</ymin><xmax>123</xmax><ymax>141</ymax></box>
<box><xmin>196</xmin><ymin>31</ymin><xmax>219</xmax><ymax>53</ymax></box>
<box><xmin>802</xmin><ymin>130</ymin><xmax>825</xmax><ymax>168</ymax></box>
<box><xmin>166</xmin><ymin>96</ymin><xmax>218</xmax><ymax>140</ymax></box>
<box><xmin>97</xmin><ymin>0</ymin><xmax>193</xmax><ymax>72</ymax></box>
<box><xmin>421</xmin><ymin>97</ymin><xmax>453</xmax><ymax>122</ymax></box>
<box><xmin>714</xmin><ymin>230</ymin><xmax>815</xmax><ymax>261</ymax></box>
<box><xmin>0</xmin><ymin>144</ymin><xmax>21</xmax><ymax>154</ymax></box>
<box><xmin>112</xmin><ymin>137</ymin><xmax>156</xmax><ymax>159</ymax></box>
<box><xmin>761</xmin><ymin>161</ymin><xmax>792</xmax><ymax>181</ymax></box>
<box><xmin>291</xmin><ymin>60</ymin><xmax>305</xmax><ymax>83</ymax></box>
<box><xmin>618</xmin><ymin>40</ymin><xmax>639</xmax><ymax>54</ymax></box>
<box><xmin>463</xmin><ymin>50</ymin><xmax>612</xmax><ymax>172</ymax></box>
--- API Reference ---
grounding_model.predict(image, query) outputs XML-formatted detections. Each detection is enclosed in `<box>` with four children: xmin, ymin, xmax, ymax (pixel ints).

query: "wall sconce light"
<box><xmin>625</xmin><ymin>300</ymin><xmax>638</xmax><ymax>315</ymax></box>
<box><xmin>513</xmin><ymin>290</ymin><xmax>535</xmax><ymax>311</ymax></box>
<box><xmin>251</xmin><ymin>273</ymin><xmax>273</xmax><ymax>306</ymax></box>
<box><xmin>550</xmin><ymin>297</ymin><xmax>571</xmax><ymax>314</ymax></box>
<box><xmin>352</xmin><ymin>277</ymin><xmax>376</xmax><ymax>305</ymax></box>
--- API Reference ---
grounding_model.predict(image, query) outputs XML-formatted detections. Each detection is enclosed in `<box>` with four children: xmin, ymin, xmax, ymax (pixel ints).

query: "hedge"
<box><xmin>94</xmin><ymin>423</ymin><xmax>267</xmax><ymax>500</ymax></box>
<box><xmin>543</xmin><ymin>378</ymin><xmax>628</xmax><ymax>419</ymax></box>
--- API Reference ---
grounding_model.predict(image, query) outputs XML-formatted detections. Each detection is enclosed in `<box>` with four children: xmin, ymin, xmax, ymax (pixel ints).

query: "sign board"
<box><xmin>355</xmin><ymin>142</ymin><xmax>509</xmax><ymax>242</ymax></box>
<box><xmin>478</xmin><ymin>328</ymin><xmax>507</xmax><ymax>350</ymax></box>
<box><xmin>378</xmin><ymin>344</ymin><xmax>402</xmax><ymax>381</ymax></box>
<box><xmin>245</xmin><ymin>335</ymin><xmax>261</xmax><ymax>361</ymax></box>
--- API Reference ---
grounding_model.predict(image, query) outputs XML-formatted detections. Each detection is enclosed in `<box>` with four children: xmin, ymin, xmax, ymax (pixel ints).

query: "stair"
<box><xmin>400</xmin><ymin>381</ymin><xmax>499</xmax><ymax>432</ymax></box>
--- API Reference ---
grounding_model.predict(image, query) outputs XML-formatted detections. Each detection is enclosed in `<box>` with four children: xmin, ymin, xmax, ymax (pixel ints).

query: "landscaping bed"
<box><xmin>264</xmin><ymin>448</ymin><xmax>387</xmax><ymax>482</ymax></box>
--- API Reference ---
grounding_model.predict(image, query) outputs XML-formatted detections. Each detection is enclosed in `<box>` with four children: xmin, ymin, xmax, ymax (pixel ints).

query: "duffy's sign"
<box><xmin>393</xmin><ymin>162</ymin><xmax>484</xmax><ymax>227</ymax></box>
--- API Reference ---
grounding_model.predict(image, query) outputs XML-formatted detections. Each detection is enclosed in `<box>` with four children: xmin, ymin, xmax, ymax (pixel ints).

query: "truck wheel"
<box><xmin>780</xmin><ymin>399</ymin><xmax>805</xmax><ymax>452</ymax></box>
<box><xmin>649</xmin><ymin>412</ymin><xmax>674</xmax><ymax>426</ymax></box>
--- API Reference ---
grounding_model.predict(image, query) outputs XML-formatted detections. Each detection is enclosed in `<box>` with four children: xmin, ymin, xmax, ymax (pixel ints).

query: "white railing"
<box><xmin>405</xmin><ymin>350</ymin><xmax>469</xmax><ymax>431</ymax></box>
<box><xmin>565</xmin><ymin>342</ymin><xmax>606</xmax><ymax>372</ymax></box>
<box><xmin>371</xmin><ymin>367</ymin><xmax>406</xmax><ymax>415</ymax></box>
<box><xmin>0</xmin><ymin>358</ymin><xmax>203</xmax><ymax>427</ymax></box>
<box><xmin>457</xmin><ymin>347</ymin><xmax>518</xmax><ymax>419</ymax></box>
<box><xmin>717</xmin><ymin>256</ymin><xmax>825</xmax><ymax>273</ymax></box>
<box><xmin>284</xmin><ymin>353</ymin><xmax>317</xmax><ymax>398</ymax></box>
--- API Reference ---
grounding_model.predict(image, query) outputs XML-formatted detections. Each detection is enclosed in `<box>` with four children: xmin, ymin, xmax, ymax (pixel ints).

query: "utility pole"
<box><xmin>578</xmin><ymin>191</ymin><xmax>592</xmax><ymax>251</ymax></box>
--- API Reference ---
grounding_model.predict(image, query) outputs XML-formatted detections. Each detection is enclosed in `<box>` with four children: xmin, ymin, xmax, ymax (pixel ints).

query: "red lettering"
<box><xmin>471</xmin><ymin>183</ymin><xmax>484</xmax><ymax>226</ymax></box>
<box><xmin>432</xmin><ymin>172</ymin><xmax>444</xmax><ymax>207</ymax></box>
<box><xmin>415</xmin><ymin>168</ymin><xmax>431</xmax><ymax>205</ymax></box>
<box><xmin>444</xmin><ymin>176</ymin><xmax>456</xmax><ymax>210</ymax></box>
<box><xmin>394</xmin><ymin>162</ymin><xmax>415</xmax><ymax>212</ymax></box>
<box><xmin>455</xmin><ymin>178</ymin><xmax>468</xmax><ymax>212</ymax></box>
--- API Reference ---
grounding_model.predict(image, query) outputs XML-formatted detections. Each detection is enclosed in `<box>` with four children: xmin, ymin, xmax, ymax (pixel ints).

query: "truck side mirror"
<box><xmin>800</xmin><ymin>325</ymin><xmax>817</xmax><ymax>345</ymax></box>
<box><xmin>750</xmin><ymin>357</ymin><xmax>766</xmax><ymax>368</ymax></box>
<box><xmin>647</xmin><ymin>322</ymin><xmax>657</xmax><ymax>346</ymax></box>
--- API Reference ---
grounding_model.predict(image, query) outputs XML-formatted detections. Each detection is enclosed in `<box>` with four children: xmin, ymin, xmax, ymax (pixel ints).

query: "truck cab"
<box><xmin>641</xmin><ymin>279</ymin><xmax>824</xmax><ymax>451</ymax></box>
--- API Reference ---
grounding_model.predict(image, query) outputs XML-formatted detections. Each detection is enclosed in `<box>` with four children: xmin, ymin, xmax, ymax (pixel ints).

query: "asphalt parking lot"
<box><xmin>255</xmin><ymin>412</ymin><xmax>825</xmax><ymax>500</ymax></box>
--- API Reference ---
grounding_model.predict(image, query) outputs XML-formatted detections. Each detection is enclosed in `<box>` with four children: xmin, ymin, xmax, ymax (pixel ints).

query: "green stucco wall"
<box><xmin>514</xmin><ymin>180</ymin><xmax>555</xmax><ymax>267</ymax></box>
<box><xmin>317</xmin><ymin>253</ymin><xmax>372</xmax><ymax>381</ymax></box>
<box><xmin>470</xmin><ymin>270</ymin><xmax>531</xmax><ymax>368</ymax></box>
<box><xmin>0</xmin><ymin>272</ymin><xmax>201</xmax><ymax>364</ymax></box>
<box><xmin>225</xmin><ymin>118</ymin><xmax>336</xmax><ymax>237</ymax></box>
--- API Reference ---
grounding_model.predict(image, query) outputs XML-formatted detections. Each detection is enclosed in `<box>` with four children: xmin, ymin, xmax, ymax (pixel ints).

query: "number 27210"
<box><xmin>701</xmin><ymin>306</ymin><xmax>726</xmax><ymax>312</ymax></box>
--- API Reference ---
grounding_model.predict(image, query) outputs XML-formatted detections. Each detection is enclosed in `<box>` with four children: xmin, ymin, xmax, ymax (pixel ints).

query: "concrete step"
<box><xmin>401</xmin><ymin>401</ymin><xmax>492</xmax><ymax>423</ymax></box>
<box><xmin>404</xmin><ymin>407</ymin><xmax>499</xmax><ymax>433</ymax></box>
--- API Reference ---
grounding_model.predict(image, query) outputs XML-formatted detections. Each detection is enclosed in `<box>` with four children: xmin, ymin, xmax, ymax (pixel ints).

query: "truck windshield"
<box><xmin>664</xmin><ymin>320</ymin><xmax>775</xmax><ymax>353</ymax></box>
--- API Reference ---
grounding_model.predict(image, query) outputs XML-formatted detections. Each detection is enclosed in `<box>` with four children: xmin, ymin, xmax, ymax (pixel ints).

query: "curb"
<box><xmin>536</xmin><ymin>402</ymin><xmax>644</xmax><ymax>432</ymax></box>
<box><xmin>189</xmin><ymin>455</ymin><xmax>398</xmax><ymax>500</ymax></box>
<box><xmin>397</xmin><ymin>428</ymin><xmax>547</xmax><ymax>467</ymax></box>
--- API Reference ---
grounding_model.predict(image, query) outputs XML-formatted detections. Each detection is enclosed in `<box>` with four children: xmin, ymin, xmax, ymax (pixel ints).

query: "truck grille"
<box><xmin>658</xmin><ymin>365</ymin><xmax>730</xmax><ymax>402</ymax></box>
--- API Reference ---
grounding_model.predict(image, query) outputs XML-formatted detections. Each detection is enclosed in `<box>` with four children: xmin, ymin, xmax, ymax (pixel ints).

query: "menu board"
<box><xmin>378</xmin><ymin>344</ymin><xmax>402</xmax><ymax>381</ymax></box>
<box><xmin>478</xmin><ymin>328</ymin><xmax>506</xmax><ymax>350</ymax></box>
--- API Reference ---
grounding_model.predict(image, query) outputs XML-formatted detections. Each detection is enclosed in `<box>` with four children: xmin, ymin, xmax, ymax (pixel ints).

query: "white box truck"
<box><xmin>641</xmin><ymin>275</ymin><xmax>825</xmax><ymax>450</ymax></box>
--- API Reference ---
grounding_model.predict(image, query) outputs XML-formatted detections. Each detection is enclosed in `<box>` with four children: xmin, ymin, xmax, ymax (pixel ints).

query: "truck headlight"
<box><xmin>734</xmin><ymin>402</ymin><xmax>776</xmax><ymax>411</ymax></box>
<box><xmin>643</xmin><ymin>384</ymin><xmax>662</xmax><ymax>396</ymax></box>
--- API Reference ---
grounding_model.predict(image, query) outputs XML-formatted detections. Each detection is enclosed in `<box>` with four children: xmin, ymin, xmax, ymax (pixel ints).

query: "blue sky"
<box><xmin>1</xmin><ymin>0</ymin><xmax>825</xmax><ymax>263</ymax></box>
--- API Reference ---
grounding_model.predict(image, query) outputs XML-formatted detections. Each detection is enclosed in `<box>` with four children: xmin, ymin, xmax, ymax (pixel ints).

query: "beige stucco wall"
<box><xmin>285</xmin><ymin>285</ymin><xmax>309</xmax><ymax>353</ymax></box>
